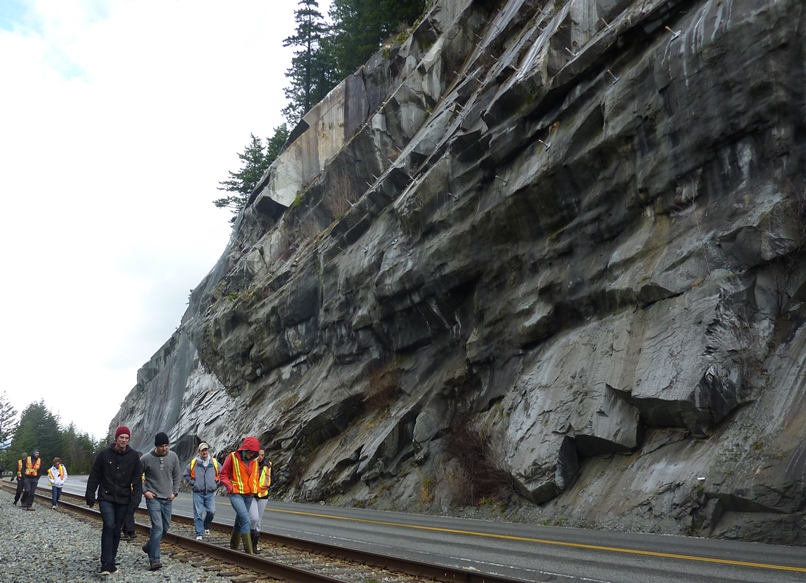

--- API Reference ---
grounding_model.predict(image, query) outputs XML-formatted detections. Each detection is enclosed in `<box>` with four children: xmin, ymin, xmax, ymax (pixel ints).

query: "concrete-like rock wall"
<box><xmin>112</xmin><ymin>0</ymin><xmax>806</xmax><ymax>544</ymax></box>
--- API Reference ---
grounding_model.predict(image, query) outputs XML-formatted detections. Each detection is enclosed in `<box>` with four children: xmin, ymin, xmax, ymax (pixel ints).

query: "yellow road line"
<box><xmin>267</xmin><ymin>507</ymin><xmax>806</xmax><ymax>573</ymax></box>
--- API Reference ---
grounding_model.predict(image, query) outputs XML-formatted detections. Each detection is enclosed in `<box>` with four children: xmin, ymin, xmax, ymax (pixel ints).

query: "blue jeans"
<box><xmin>229</xmin><ymin>493</ymin><xmax>253</xmax><ymax>534</ymax></box>
<box><xmin>193</xmin><ymin>492</ymin><xmax>216</xmax><ymax>536</ymax></box>
<box><xmin>98</xmin><ymin>501</ymin><xmax>129</xmax><ymax>566</ymax></box>
<box><xmin>51</xmin><ymin>486</ymin><xmax>62</xmax><ymax>507</ymax></box>
<box><xmin>144</xmin><ymin>497</ymin><xmax>172</xmax><ymax>561</ymax></box>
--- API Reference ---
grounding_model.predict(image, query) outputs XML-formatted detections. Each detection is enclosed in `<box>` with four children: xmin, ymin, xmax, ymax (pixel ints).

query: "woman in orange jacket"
<box><xmin>219</xmin><ymin>436</ymin><xmax>260</xmax><ymax>554</ymax></box>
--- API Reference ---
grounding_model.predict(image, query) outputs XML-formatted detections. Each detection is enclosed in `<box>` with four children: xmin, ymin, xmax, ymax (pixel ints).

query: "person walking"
<box><xmin>47</xmin><ymin>457</ymin><xmax>68</xmax><ymax>509</ymax></box>
<box><xmin>86</xmin><ymin>425</ymin><xmax>143</xmax><ymax>576</ymax></box>
<box><xmin>219</xmin><ymin>436</ymin><xmax>260</xmax><ymax>554</ymax></box>
<box><xmin>183</xmin><ymin>442</ymin><xmax>220</xmax><ymax>540</ymax></box>
<box><xmin>21</xmin><ymin>448</ymin><xmax>43</xmax><ymax>510</ymax></box>
<box><xmin>120</xmin><ymin>451</ymin><xmax>143</xmax><ymax>541</ymax></box>
<box><xmin>12</xmin><ymin>452</ymin><xmax>26</xmax><ymax>505</ymax></box>
<box><xmin>140</xmin><ymin>432</ymin><xmax>181</xmax><ymax>571</ymax></box>
<box><xmin>248</xmin><ymin>448</ymin><xmax>272</xmax><ymax>552</ymax></box>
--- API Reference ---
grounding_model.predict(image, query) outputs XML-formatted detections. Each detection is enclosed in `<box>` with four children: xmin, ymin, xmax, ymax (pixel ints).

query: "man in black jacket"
<box><xmin>86</xmin><ymin>425</ymin><xmax>143</xmax><ymax>576</ymax></box>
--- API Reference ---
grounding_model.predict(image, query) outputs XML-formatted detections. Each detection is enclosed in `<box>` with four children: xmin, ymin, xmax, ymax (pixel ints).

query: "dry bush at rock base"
<box><xmin>444</xmin><ymin>423</ymin><xmax>515</xmax><ymax>506</ymax></box>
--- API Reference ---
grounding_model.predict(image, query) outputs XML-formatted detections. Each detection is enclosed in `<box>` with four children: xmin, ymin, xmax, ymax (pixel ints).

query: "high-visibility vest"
<box><xmin>227</xmin><ymin>452</ymin><xmax>258</xmax><ymax>495</ymax></box>
<box><xmin>189</xmin><ymin>457</ymin><xmax>219</xmax><ymax>481</ymax></box>
<box><xmin>48</xmin><ymin>464</ymin><xmax>65</xmax><ymax>481</ymax></box>
<box><xmin>256</xmin><ymin>462</ymin><xmax>272</xmax><ymax>498</ymax></box>
<box><xmin>16</xmin><ymin>459</ymin><xmax>23</xmax><ymax>478</ymax></box>
<box><xmin>24</xmin><ymin>456</ymin><xmax>41</xmax><ymax>476</ymax></box>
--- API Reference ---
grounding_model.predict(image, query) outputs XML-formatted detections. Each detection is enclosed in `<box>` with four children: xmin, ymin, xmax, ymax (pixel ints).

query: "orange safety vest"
<box><xmin>189</xmin><ymin>457</ymin><xmax>219</xmax><ymax>480</ymax></box>
<box><xmin>256</xmin><ymin>462</ymin><xmax>272</xmax><ymax>498</ymax></box>
<box><xmin>16</xmin><ymin>459</ymin><xmax>23</xmax><ymax>478</ymax></box>
<box><xmin>227</xmin><ymin>452</ymin><xmax>258</xmax><ymax>495</ymax></box>
<box><xmin>24</xmin><ymin>456</ymin><xmax>41</xmax><ymax>476</ymax></box>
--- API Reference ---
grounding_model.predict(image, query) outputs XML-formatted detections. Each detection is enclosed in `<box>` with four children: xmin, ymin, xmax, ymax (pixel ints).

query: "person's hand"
<box><xmin>86</xmin><ymin>496</ymin><xmax>95</xmax><ymax>508</ymax></box>
<box><xmin>144</xmin><ymin>491</ymin><xmax>153</xmax><ymax>500</ymax></box>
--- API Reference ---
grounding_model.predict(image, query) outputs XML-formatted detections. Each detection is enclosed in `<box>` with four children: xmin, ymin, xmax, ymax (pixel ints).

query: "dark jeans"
<box><xmin>13</xmin><ymin>479</ymin><xmax>24</xmax><ymax>503</ymax></box>
<box><xmin>98</xmin><ymin>501</ymin><xmax>129</xmax><ymax>567</ymax></box>
<box><xmin>22</xmin><ymin>476</ymin><xmax>38</xmax><ymax>507</ymax></box>
<box><xmin>122</xmin><ymin>505</ymin><xmax>136</xmax><ymax>535</ymax></box>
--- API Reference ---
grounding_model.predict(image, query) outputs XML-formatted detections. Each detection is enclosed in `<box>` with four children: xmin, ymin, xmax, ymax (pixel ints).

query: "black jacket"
<box><xmin>86</xmin><ymin>444</ymin><xmax>142</xmax><ymax>506</ymax></box>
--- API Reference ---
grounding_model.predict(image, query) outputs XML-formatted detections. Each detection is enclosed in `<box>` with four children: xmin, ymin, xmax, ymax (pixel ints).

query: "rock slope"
<box><xmin>112</xmin><ymin>0</ymin><xmax>806</xmax><ymax>544</ymax></box>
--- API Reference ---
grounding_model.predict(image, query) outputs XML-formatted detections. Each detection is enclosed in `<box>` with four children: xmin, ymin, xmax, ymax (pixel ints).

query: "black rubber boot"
<box><xmin>251</xmin><ymin>530</ymin><xmax>260</xmax><ymax>553</ymax></box>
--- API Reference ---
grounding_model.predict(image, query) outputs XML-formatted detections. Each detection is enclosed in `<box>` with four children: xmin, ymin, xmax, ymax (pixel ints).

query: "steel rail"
<box><xmin>3</xmin><ymin>481</ymin><xmax>530</xmax><ymax>583</ymax></box>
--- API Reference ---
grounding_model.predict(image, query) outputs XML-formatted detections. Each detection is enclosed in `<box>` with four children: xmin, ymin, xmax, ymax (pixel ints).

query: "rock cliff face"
<box><xmin>112</xmin><ymin>0</ymin><xmax>806</xmax><ymax>544</ymax></box>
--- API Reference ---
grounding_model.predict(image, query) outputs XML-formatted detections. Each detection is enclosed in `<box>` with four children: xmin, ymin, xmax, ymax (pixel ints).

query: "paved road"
<box><xmin>34</xmin><ymin>475</ymin><xmax>806</xmax><ymax>582</ymax></box>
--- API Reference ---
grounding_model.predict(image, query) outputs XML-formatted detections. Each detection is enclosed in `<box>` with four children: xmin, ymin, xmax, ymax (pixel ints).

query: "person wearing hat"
<box><xmin>140</xmin><ymin>431</ymin><xmax>181</xmax><ymax>571</ymax></box>
<box><xmin>219</xmin><ymin>436</ymin><xmax>260</xmax><ymax>554</ymax></box>
<box><xmin>183</xmin><ymin>442</ymin><xmax>220</xmax><ymax>540</ymax></box>
<box><xmin>21</xmin><ymin>448</ymin><xmax>43</xmax><ymax>510</ymax></box>
<box><xmin>86</xmin><ymin>425</ymin><xmax>143</xmax><ymax>576</ymax></box>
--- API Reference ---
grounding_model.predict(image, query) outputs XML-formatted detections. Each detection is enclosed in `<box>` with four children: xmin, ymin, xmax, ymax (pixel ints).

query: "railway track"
<box><xmin>2</xmin><ymin>482</ymin><xmax>527</xmax><ymax>583</ymax></box>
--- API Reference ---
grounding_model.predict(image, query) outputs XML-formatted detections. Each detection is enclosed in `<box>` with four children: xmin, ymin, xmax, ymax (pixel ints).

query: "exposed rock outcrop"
<box><xmin>112</xmin><ymin>0</ymin><xmax>806</xmax><ymax>544</ymax></box>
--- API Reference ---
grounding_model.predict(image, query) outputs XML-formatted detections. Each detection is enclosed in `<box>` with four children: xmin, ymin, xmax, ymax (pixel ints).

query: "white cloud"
<box><xmin>0</xmin><ymin>0</ymin><xmax>330</xmax><ymax>438</ymax></box>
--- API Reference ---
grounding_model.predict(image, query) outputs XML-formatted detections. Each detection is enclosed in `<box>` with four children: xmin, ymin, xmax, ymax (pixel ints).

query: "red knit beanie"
<box><xmin>115</xmin><ymin>426</ymin><xmax>131</xmax><ymax>439</ymax></box>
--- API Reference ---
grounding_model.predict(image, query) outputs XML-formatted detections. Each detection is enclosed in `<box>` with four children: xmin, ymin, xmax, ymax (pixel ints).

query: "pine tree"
<box><xmin>328</xmin><ymin>0</ymin><xmax>426</xmax><ymax>78</ymax></box>
<box><xmin>214</xmin><ymin>125</ymin><xmax>289</xmax><ymax>225</ymax></box>
<box><xmin>282</xmin><ymin>0</ymin><xmax>337</xmax><ymax>126</ymax></box>
<box><xmin>0</xmin><ymin>392</ymin><xmax>18</xmax><ymax>468</ymax></box>
<box><xmin>9</xmin><ymin>400</ymin><xmax>65</xmax><ymax>467</ymax></box>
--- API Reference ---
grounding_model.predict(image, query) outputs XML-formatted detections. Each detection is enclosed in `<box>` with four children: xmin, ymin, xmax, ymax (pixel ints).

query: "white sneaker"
<box><xmin>196</xmin><ymin>535</ymin><xmax>203</xmax><ymax>541</ymax></box>
<box><xmin>204</xmin><ymin>529</ymin><xmax>210</xmax><ymax>535</ymax></box>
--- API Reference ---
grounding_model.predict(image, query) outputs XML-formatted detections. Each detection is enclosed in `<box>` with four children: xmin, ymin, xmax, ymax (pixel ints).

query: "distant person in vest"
<box><xmin>183</xmin><ymin>441</ymin><xmax>220</xmax><ymax>540</ymax></box>
<box><xmin>219</xmin><ymin>435</ymin><xmax>260</xmax><ymax>554</ymax></box>
<box><xmin>141</xmin><ymin>431</ymin><xmax>181</xmax><ymax>572</ymax></box>
<box><xmin>21</xmin><ymin>448</ymin><xmax>43</xmax><ymax>510</ymax></box>
<box><xmin>48</xmin><ymin>457</ymin><xmax>68</xmax><ymax>509</ymax></box>
<box><xmin>12</xmin><ymin>452</ymin><xmax>26</xmax><ymax>505</ymax></box>
<box><xmin>86</xmin><ymin>425</ymin><xmax>143</xmax><ymax>576</ymax></box>
<box><xmin>248</xmin><ymin>448</ymin><xmax>272</xmax><ymax>552</ymax></box>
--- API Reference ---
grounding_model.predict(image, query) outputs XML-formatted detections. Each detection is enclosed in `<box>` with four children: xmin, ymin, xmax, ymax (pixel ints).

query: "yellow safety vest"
<box><xmin>189</xmin><ymin>457</ymin><xmax>219</xmax><ymax>480</ymax></box>
<box><xmin>256</xmin><ymin>462</ymin><xmax>272</xmax><ymax>498</ymax></box>
<box><xmin>48</xmin><ymin>464</ymin><xmax>65</xmax><ymax>481</ymax></box>
<box><xmin>16</xmin><ymin>459</ymin><xmax>22</xmax><ymax>478</ymax></box>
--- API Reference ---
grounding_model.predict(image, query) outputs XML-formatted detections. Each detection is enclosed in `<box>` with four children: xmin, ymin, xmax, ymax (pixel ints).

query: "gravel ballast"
<box><xmin>0</xmin><ymin>486</ymin><xmax>226</xmax><ymax>582</ymax></box>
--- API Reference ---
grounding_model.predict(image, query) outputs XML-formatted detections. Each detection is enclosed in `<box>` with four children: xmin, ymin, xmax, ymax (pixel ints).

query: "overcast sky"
<box><xmin>0</xmin><ymin>0</ymin><xmax>331</xmax><ymax>439</ymax></box>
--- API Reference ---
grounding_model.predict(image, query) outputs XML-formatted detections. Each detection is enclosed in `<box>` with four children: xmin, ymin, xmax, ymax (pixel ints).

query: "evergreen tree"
<box><xmin>9</xmin><ymin>400</ymin><xmax>65</xmax><ymax>467</ymax></box>
<box><xmin>62</xmin><ymin>422</ymin><xmax>101</xmax><ymax>474</ymax></box>
<box><xmin>282</xmin><ymin>0</ymin><xmax>337</xmax><ymax>126</ymax></box>
<box><xmin>328</xmin><ymin>0</ymin><xmax>426</xmax><ymax>78</ymax></box>
<box><xmin>0</xmin><ymin>391</ymin><xmax>18</xmax><ymax>468</ymax></box>
<box><xmin>214</xmin><ymin>125</ymin><xmax>289</xmax><ymax>225</ymax></box>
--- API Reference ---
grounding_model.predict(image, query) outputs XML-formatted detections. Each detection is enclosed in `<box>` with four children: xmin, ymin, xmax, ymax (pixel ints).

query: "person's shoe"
<box><xmin>204</xmin><ymin>529</ymin><xmax>210</xmax><ymax>535</ymax></box>
<box><xmin>196</xmin><ymin>535</ymin><xmax>203</xmax><ymax>541</ymax></box>
<box><xmin>100</xmin><ymin>563</ymin><xmax>117</xmax><ymax>575</ymax></box>
<box><xmin>149</xmin><ymin>561</ymin><xmax>162</xmax><ymax>571</ymax></box>
<box><xmin>26</xmin><ymin>507</ymin><xmax>35</xmax><ymax>511</ymax></box>
<box><xmin>51</xmin><ymin>505</ymin><xmax>56</xmax><ymax>509</ymax></box>
<box><xmin>126</xmin><ymin>532</ymin><xmax>137</xmax><ymax>540</ymax></box>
